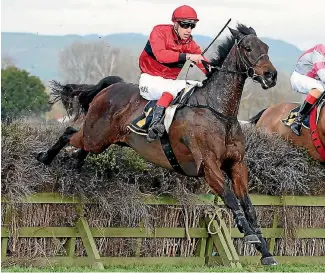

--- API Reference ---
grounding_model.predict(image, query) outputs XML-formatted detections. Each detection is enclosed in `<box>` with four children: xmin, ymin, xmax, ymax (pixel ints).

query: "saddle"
<box><xmin>127</xmin><ymin>84</ymin><xmax>197</xmax><ymax>136</ymax></box>
<box><xmin>128</xmin><ymin>59</ymin><xmax>206</xmax><ymax>136</ymax></box>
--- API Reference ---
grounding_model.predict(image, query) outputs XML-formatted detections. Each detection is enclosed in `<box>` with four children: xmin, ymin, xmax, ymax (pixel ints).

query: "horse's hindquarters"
<box><xmin>256</xmin><ymin>102</ymin><xmax>325</xmax><ymax>162</ymax></box>
<box><xmin>81</xmin><ymin>83</ymin><xmax>145</xmax><ymax>152</ymax></box>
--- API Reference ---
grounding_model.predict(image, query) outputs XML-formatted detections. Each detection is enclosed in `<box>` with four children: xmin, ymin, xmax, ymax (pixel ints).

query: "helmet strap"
<box><xmin>173</xmin><ymin>24</ymin><xmax>181</xmax><ymax>40</ymax></box>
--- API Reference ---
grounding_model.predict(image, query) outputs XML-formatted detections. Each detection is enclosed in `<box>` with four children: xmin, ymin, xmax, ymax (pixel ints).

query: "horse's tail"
<box><xmin>49</xmin><ymin>80</ymin><xmax>82</xmax><ymax>118</ymax></box>
<box><xmin>49</xmin><ymin>76</ymin><xmax>124</xmax><ymax>120</ymax></box>
<box><xmin>249</xmin><ymin>108</ymin><xmax>267</xmax><ymax>125</ymax></box>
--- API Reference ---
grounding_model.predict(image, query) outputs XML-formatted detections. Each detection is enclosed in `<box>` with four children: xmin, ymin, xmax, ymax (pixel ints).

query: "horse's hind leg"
<box><xmin>36</xmin><ymin>126</ymin><xmax>78</xmax><ymax>165</ymax></box>
<box><xmin>231</xmin><ymin>161</ymin><xmax>277</xmax><ymax>266</ymax></box>
<box><xmin>203</xmin><ymin>158</ymin><xmax>259</xmax><ymax>243</ymax></box>
<box><xmin>71</xmin><ymin>149</ymin><xmax>89</xmax><ymax>169</ymax></box>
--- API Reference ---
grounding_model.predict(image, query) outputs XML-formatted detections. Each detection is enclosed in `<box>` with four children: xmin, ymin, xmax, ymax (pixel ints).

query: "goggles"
<box><xmin>178</xmin><ymin>21</ymin><xmax>196</xmax><ymax>29</ymax></box>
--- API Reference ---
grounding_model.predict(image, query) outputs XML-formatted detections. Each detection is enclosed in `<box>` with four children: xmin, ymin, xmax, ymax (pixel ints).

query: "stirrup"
<box><xmin>146</xmin><ymin>132</ymin><xmax>157</xmax><ymax>143</ymax></box>
<box><xmin>152</xmin><ymin>122</ymin><xmax>165</xmax><ymax>136</ymax></box>
<box><xmin>147</xmin><ymin>127</ymin><xmax>159</xmax><ymax>143</ymax></box>
<box><xmin>290</xmin><ymin>121</ymin><xmax>302</xmax><ymax>136</ymax></box>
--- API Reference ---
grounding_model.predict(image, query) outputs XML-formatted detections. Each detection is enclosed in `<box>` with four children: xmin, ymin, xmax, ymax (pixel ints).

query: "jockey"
<box><xmin>290</xmin><ymin>44</ymin><xmax>325</xmax><ymax>136</ymax></box>
<box><xmin>138</xmin><ymin>5</ymin><xmax>208</xmax><ymax>142</ymax></box>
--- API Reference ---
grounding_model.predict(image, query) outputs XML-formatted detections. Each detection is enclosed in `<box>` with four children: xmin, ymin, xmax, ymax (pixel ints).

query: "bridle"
<box><xmin>182</xmin><ymin>34</ymin><xmax>270</xmax><ymax>119</ymax></box>
<box><xmin>202</xmin><ymin>34</ymin><xmax>269</xmax><ymax>83</ymax></box>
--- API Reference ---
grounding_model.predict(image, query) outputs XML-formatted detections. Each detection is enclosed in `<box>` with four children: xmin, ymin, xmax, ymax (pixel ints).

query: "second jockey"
<box><xmin>138</xmin><ymin>5</ymin><xmax>208</xmax><ymax>142</ymax></box>
<box><xmin>290</xmin><ymin>44</ymin><xmax>325</xmax><ymax>136</ymax></box>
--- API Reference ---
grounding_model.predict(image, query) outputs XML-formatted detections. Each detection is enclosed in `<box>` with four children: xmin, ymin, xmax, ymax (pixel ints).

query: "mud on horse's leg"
<box><xmin>36</xmin><ymin>127</ymin><xmax>78</xmax><ymax>165</ymax></box>
<box><xmin>204</xmin><ymin>158</ymin><xmax>259</xmax><ymax>243</ymax></box>
<box><xmin>231</xmin><ymin>161</ymin><xmax>278</xmax><ymax>266</ymax></box>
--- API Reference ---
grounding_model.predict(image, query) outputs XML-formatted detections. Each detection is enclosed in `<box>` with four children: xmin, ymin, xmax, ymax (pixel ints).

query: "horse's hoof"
<box><xmin>261</xmin><ymin>256</ymin><xmax>278</xmax><ymax>266</ymax></box>
<box><xmin>244</xmin><ymin>234</ymin><xmax>261</xmax><ymax>244</ymax></box>
<box><xmin>36</xmin><ymin>151</ymin><xmax>52</xmax><ymax>165</ymax></box>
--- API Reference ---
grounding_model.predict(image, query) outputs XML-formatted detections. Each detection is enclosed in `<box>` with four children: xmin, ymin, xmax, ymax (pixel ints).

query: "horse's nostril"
<box><xmin>264</xmin><ymin>70</ymin><xmax>277</xmax><ymax>81</ymax></box>
<box><xmin>264</xmin><ymin>71</ymin><xmax>273</xmax><ymax>79</ymax></box>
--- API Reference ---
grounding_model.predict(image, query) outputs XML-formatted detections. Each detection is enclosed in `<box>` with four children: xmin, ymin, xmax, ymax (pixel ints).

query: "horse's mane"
<box><xmin>207</xmin><ymin>23</ymin><xmax>257</xmax><ymax>76</ymax></box>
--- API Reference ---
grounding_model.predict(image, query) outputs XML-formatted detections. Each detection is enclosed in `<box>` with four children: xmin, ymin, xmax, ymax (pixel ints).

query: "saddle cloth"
<box><xmin>127</xmin><ymin>84</ymin><xmax>197</xmax><ymax>136</ymax></box>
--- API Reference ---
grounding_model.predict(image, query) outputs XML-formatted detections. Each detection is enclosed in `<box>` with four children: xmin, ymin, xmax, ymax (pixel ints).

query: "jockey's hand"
<box><xmin>187</xmin><ymin>54</ymin><xmax>204</xmax><ymax>64</ymax></box>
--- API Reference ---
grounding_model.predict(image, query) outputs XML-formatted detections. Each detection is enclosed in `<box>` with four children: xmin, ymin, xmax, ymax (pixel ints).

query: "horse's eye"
<box><xmin>245</xmin><ymin>46</ymin><xmax>252</xmax><ymax>52</ymax></box>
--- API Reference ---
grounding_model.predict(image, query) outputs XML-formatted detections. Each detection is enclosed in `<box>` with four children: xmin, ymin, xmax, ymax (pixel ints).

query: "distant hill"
<box><xmin>1</xmin><ymin>32</ymin><xmax>302</xmax><ymax>82</ymax></box>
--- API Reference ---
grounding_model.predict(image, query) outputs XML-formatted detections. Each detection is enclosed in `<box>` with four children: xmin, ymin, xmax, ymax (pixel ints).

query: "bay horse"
<box><xmin>37</xmin><ymin>24</ymin><xmax>278</xmax><ymax>265</ymax></box>
<box><xmin>249</xmin><ymin>99</ymin><xmax>325</xmax><ymax>163</ymax></box>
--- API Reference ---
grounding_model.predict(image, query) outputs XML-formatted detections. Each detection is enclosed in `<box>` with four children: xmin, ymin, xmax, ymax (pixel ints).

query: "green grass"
<box><xmin>3</xmin><ymin>263</ymin><xmax>325</xmax><ymax>272</ymax></box>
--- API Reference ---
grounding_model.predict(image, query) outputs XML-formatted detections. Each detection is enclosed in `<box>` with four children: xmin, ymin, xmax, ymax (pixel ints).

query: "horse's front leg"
<box><xmin>203</xmin><ymin>156</ymin><xmax>259</xmax><ymax>243</ymax></box>
<box><xmin>231</xmin><ymin>161</ymin><xmax>278</xmax><ymax>266</ymax></box>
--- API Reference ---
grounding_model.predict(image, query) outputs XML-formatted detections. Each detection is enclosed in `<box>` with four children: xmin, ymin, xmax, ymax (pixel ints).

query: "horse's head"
<box><xmin>228</xmin><ymin>25</ymin><xmax>277</xmax><ymax>89</ymax></box>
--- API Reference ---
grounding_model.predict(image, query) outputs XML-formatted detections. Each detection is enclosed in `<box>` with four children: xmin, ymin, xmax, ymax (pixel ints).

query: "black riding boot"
<box><xmin>147</xmin><ymin>105</ymin><xmax>166</xmax><ymax>143</ymax></box>
<box><xmin>290</xmin><ymin>100</ymin><xmax>314</xmax><ymax>136</ymax></box>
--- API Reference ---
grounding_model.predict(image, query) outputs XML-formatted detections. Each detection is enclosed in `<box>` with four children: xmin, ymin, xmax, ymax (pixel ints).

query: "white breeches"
<box><xmin>139</xmin><ymin>73</ymin><xmax>202</xmax><ymax>101</ymax></box>
<box><xmin>290</xmin><ymin>71</ymin><xmax>325</xmax><ymax>94</ymax></box>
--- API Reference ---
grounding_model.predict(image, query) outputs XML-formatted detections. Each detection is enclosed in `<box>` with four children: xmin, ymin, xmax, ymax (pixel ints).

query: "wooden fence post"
<box><xmin>269</xmin><ymin>208</ymin><xmax>279</xmax><ymax>254</ymax></box>
<box><xmin>1</xmin><ymin>204</ymin><xmax>12</xmax><ymax>261</ymax></box>
<box><xmin>214</xmin><ymin>210</ymin><xmax>241</xmax><ymax>268</ymax></box>
<box><xmin>135</xmin><ymin>220</ymin><xmax>144</xmax><ymax>257</ymax></box>
<box><xmin>75</xmin><ymin>204</ymin><xmax>104</xmax><ymax>270</ymax></box>
<box><xmin>64</xmin><ymin>237</ymin><xmax>76</xmax><ymax>258</ymax></box>
<box><xmin>205</xmin><ymin>211</ymin><xmax>241</xmax><ymax>268</ymax></box>
<box><xmin>195</xmin><ymin>218</ymin><xmax>208</xmax><ymax>259</ymax></box>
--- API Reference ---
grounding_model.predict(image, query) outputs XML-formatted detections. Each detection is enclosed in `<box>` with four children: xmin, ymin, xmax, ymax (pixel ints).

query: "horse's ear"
<box><xmin>249</xmin><ymin>27</ymin><xmax>257</xmax><ymax>35</ymax></box>
<box><xmin>228</xmin><ymin>27</ymin><xmax>240</xmax><ymax>39</ymax></box>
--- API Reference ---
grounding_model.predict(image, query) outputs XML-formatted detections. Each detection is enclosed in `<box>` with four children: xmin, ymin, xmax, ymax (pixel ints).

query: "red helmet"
<box><xmin>171</xmin><ymin>5</ymin><xmax>199</xmax><ymax>23</ymax></box>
